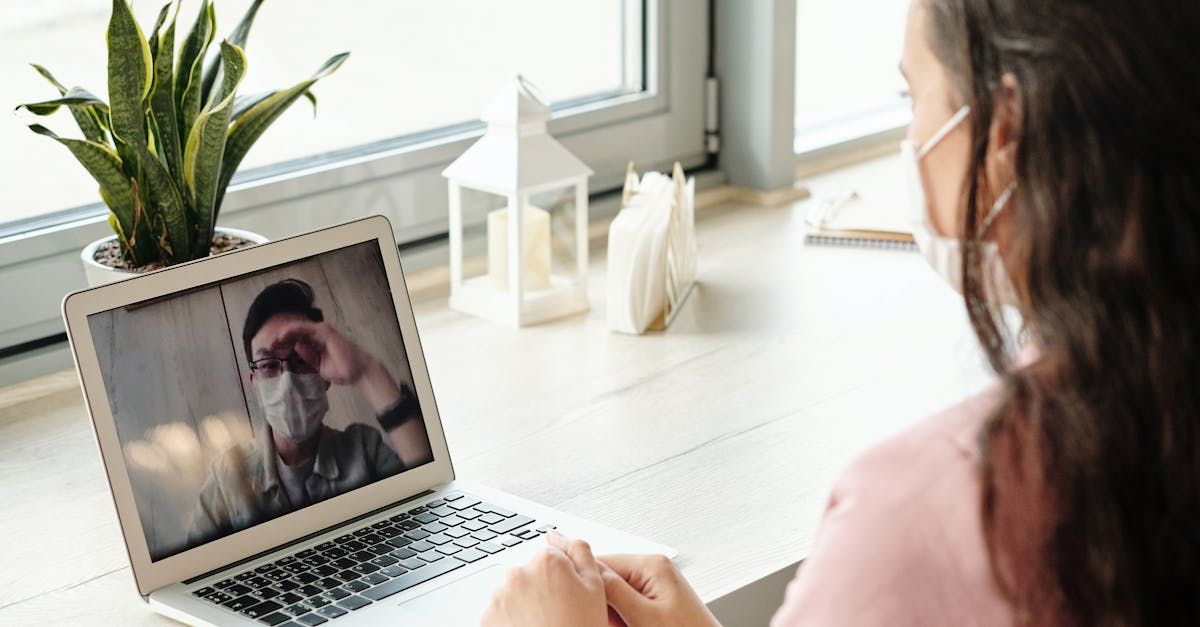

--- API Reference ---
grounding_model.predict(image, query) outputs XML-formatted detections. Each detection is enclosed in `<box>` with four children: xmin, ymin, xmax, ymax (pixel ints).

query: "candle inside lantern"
<box><xmin>487</xmin><ymin>204</ymin><xmax>551</xmax><ymax>291</ymax></box>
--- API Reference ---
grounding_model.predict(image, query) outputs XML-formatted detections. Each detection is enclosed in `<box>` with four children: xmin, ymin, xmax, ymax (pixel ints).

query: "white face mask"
<box><xmin>901</xmin><ymin>105</ymin><xmax>1017</xmax><ymax>304</ymax></box>
<box><xmin>257</xmin><ymin>371</ymin><xmax>329</xmax><ymax>442</ymax></box>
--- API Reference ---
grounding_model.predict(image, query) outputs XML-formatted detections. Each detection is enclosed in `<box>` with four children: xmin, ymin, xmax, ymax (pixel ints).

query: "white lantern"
<box><xmin>442</xmin><ymin>75</ymin><xmax>593</xmax><ymax>327</ymax></box>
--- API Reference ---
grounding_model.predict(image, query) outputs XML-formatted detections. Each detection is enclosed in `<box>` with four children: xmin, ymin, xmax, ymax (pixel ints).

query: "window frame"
<box><xmin>0</xmin><ymin>0</ymin><xmax>710</xmax><ymax>353</ymax></box>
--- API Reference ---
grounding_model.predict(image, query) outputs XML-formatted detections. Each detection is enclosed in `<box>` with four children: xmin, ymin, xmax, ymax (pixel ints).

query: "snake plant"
<box><xmin>17</xmin><ymin>0</ymin><xmax>347</xmax><ymax>267</ymax></box>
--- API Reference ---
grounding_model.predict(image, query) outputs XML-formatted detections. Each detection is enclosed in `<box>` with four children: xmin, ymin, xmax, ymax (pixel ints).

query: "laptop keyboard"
<box><xmin>189</xmin><ymin>491</ymin><xmax>554</xmax><ymax>625</ymax></box>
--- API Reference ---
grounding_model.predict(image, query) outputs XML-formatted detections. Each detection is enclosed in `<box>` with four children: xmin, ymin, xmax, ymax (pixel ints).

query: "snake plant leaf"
<box><xmin>28</xmin><ymin>66</ymin><xmax>110</xmax><ymax>145</ymax></box>
<box><xmin>185</xmin><ymin>41</ymin><xmax>247</xmax><ymax>251</ymax></box>
<box><xmin>175</xmin><ymin>0</ymin><xmax>216</xmax><ymax>146</ymax></box>
<box><xmin>232</xmin><ymin>88</ymin><xmax>316</xmax><ymax>122</ymax></box>
<box><xmin>106</xmin><ymin>0</ymin><xmax>153</xmax><ymax>150</ymax></box>
<box><xmin>27</xmin><ymin>124</ymin><xmax>136</xmax><ymax>243</ymax></box>
<box><xmin>201</xmin><ymin>0</ymin><xmax>264</xmax><ymax>107</ymax></box>
<box><xmin>138</xmin><ymin>143</ymin><xmax>192</xmax><ymax>261</ymax></box>
<box><xmin>15</xmin><ymin>87</ymin><xmax>108</xmax><ymax>116</ymax></box>
<box><xmin>146</xmin><ymin>1</ymin><xmax>172</xmax><ymax>66</ymax></box>
<box><xmin>217</xmin><ymin>52</ymin><xmax>348</xmax><ymax>211</ymax></box>
<box><xmin>149</xmin><ymin>1</ymin><xmax>184</xmax><ymax>190</ymax></box>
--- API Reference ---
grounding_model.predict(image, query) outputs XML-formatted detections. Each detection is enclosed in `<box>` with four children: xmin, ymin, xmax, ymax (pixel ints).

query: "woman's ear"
<box><xmin>987</xmin><ymin>73</ymin><xmax>1023</xmax><ymax>189</ymax></box>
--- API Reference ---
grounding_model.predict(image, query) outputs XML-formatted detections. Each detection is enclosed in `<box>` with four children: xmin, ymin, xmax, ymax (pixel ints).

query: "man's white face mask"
<box><xmin>900</xmin><ymin>105</ymin><xmax>1017</xmax><ymax>304</ymax></box>
<box><xmin>257</xmin><ymin>370</ymin><xmax>329</xmax><ymax>442</ymax></box>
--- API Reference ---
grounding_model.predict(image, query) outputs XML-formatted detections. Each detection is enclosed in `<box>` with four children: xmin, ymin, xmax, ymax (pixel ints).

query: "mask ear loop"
<box><xmin>977</xmin><ymin>182</ymin><xmax>1016</xmax><ymax>236</ymax></box>
<box><xmin>916</xmin><ymin>105</ymin><xmax>971</xmax><ymax>158</ymax></box>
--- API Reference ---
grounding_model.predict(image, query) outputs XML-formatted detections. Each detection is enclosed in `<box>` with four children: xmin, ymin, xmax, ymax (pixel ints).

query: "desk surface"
<box><xmin>0</xmin><ymin>161</ymin><xmax>994</xmax><ymax>624</ymax></box>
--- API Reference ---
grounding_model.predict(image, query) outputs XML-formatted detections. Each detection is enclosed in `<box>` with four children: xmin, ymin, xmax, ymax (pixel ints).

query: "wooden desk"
<box><xmin>0</xmin><ymin>184</ymin><xmax>993</xmax><ymax>624</ymax></box>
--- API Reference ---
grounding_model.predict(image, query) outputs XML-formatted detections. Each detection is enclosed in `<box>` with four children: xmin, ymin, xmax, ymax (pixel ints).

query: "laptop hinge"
<box><xmin>182</xmin><ymin>489</ymin><xmax>436</xmax><ymax>585</ymax></box>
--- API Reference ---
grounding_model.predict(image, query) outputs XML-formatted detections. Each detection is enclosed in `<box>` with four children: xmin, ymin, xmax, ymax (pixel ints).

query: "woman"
<box><xmin>483</xmin><ymin>0</ymin><xmax>1200</xmax><ymax>624</ymax></box>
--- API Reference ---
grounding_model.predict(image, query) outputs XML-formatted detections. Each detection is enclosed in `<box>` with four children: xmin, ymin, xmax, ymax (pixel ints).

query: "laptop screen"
<box><xmin>86</xmin><ymin>241</ymin><xmax>434</xmax><ymax>562</ymax></box>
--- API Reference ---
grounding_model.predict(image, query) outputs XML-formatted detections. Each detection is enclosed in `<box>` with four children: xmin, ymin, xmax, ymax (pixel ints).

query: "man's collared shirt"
<box><xmin>187</xmin><ymin>420</ymin><xmax>403</xmax><ymax>548</ymax></box>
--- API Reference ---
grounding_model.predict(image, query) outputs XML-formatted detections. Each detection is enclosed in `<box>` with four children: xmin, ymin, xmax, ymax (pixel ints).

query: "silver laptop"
<box><xmin>63</xmin><ymin>215</ymin><xmax>673</xmax><ymax>626</ymax></box>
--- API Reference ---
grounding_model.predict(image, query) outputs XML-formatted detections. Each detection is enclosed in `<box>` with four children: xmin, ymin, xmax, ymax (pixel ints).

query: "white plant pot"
<box><xmin>81</xmin><ymin>226</ymin><xmax>269</xmax><ymax>288</ymax></box>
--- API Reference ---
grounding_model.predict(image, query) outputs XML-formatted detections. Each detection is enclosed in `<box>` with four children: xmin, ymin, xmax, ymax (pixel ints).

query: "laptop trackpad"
<box><xmin>395</xmin><ymin>565</ymin><xmax>507</xmax><ymax>623</ymax></box>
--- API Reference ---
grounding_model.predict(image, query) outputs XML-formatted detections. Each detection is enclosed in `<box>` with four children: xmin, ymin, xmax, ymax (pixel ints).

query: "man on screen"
<box><xmin>187</xmin><ymin>279</ymin><xmax>435</xmax><ymax>546</ymax></box>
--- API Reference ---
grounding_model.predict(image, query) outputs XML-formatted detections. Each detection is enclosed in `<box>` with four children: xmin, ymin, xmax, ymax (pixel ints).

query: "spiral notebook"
<box><xmin>804</xmin><ymin>190</ymin><xmax>917</xmax><ymax>251</ymax></box>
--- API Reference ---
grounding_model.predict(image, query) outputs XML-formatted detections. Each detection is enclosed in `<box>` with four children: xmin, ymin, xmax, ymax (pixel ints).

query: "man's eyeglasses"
<box><xmin>248</xmin><ymin>355</ymin><xmax>317</xmax><ymax>379</ymax></box>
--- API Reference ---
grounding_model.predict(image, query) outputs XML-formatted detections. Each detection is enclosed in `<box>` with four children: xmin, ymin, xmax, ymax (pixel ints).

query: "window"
<box><xmin>2</xmin><ymin>0</ymin><xmax>643</xmax><ymax>229</ymax></box>
<box><xmin>0</xmin><ymin>0</ymin><xmax>707</xmax><ymax>358</ymax></box>
<box><xmin>793</xmin><ymin>0</ymin><xmax>910</xmax><ymax>154</ymax></box>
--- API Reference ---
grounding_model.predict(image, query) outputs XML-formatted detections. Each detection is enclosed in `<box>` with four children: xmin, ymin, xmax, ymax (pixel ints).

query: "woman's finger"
<box><xmin>599</xmin><ymin>561</ymin><xmax>648</xmax><ymax>626</ymax></box>
<box><xmin>547</xmin><ymin>531</ymin><xmax>600</xmax><ymax>579</ymax></box>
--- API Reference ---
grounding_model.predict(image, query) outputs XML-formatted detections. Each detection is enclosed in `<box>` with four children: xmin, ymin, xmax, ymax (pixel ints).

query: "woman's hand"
<box><xmin>481</xmin><ymin>532</ymin><xmax>611</xmax><ymax>627</ymax></box>
<box><xmin>599</xmin><ymin>553</ymin><xmax>721</xmax><ymax>627</ymax></box>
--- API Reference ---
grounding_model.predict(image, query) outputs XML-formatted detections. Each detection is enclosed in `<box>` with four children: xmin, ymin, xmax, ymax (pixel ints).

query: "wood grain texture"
<box><xmin>87</xmin><ymin>287</ymin><xmax>253</xmax><ymax>560</ymax></box>
<box><xmin>0</xmin><ymin>157</ymin><xmax>995</xmax><ymax>624</ymax></box>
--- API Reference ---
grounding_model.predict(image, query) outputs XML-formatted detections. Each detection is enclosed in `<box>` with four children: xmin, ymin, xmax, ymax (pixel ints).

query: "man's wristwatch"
<box><xmin>376</xmin><ymin>384</ymin><xmax>421</xmax><ymax>431</ymax></box>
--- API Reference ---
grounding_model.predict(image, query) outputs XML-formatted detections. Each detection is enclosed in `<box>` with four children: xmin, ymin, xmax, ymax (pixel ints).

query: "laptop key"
<box><xmin>350</xmin><ymin>550</ymin><xmax>375</xmax><ymax>562</ymax></box>
<box><xmin>316</xmin><ymin>577</ymin><xmax>342</xmax><ymax>590</ymax></box>
<box><xmin>441</xmin><ymin>515</ymin><xmax>466</xmax><ymax>527</ymax></box>
<box><xmin>284</xmin><ymin>603</ymin><xmax>310</xmax><ymax>617</ymax></box>
<box><xmin>362</xmin><ymin>573</ymin><xmax>389</xmax><ymax>585</ymax></box>
<box><xmin>277</xmin><ymin>579</ymin><xmax>301</xmax><ymax>592</ymax></box>
<box><xmin>386</xmin><ymin>536</ymin><xmax>413</xmax><ymax>550</ymax></box>
<box><xmin>321</xmin><ymin>547</ymin><xmax>347</xmax><ymax>559</ymax></box>
<box><xmin>225</xmin><ymin>595</ymin><xmax>260</xmax><ymax>612</ymax></box>
<box><xmin>490</xmin><ymin>515</ymin><xmax>534</xmax><ymax>535</ymax></box>
<box><xmin>257</xmin><ymin>611</ymin><xmax>291</xmax><ymax>626</ymax></box>
<box><xmin>243</xmin><ymin>600</ymin><xmax>282</xmax><ymax>618</ymax></box>
<box><xmin>429</xmin><ymin>506</ymin><xmax>455</xmax><ymax>518</ymax></box>
<box><xmin>325</xmin><ymin>587</ymin><xmax>351</xmax><ymax>600</ymax></box>
<box><xmin>350</xmin><ymin>563</ymin><xmax>380</xmax><ymax>575</ymax></box>
<box><xmin>425</xmin><ymin>533</ymin><xmax>453</xmax><ymax>546</ymax></box>
<box><xmin>226</xmin><ymin>583</ymin><xmax>253</xmax><ymax>596</ymax></box>
<box><xmin>471</xmin><ymin>530</ymin><xmax>498</xmax><ymax>541</ymax></box>
<box><xmin>408</xmin><ymin>540</ymin><xmax>435</xmax><ymax>553</ymax></box>
<box><xmin>360</xmin><ymin>533</ymin><xmax>384</xmax><ymax>545</ymax></box>
<box><xmin>445</xmin><ymin>527</ymin><xmax>470</xmax><ymax>538</ymax></box>
<box><xmin>343</xmin><ymin>580</ymin><xmax>369</xmax><ymax>592</ymax></box>
<box><xmin>317</xmin><ymin>605</ymin><xmax>348</xmax><ymax>619</ymax></box>
<box><xmin>334</xmin><ymin>570</ymin><xmax>359</xmax><ymax>583</ymax></box>
<box><xmin>361</xmin><ymin>560</ymin><xmax>464</xmax><ymax>601</ymax></box>
<box><xmin>370</xmin><ymin>555</ymin><xmax>398</xmax><ymax>567</ymax></box>
<box><xmin>453</xmin><ymin>537</ymin><xmax>479</xmax><ymax>549</ymax></box>
<box><xmin>313</xmin><ymin>565</ymin><xmax>338</xmax><ymax>577</ymax></box>
<box><xmin>417</xmin><ymin>550</ymin><xmax>444</xmax><ymax>563</ymax></box>
<box><xmin>455</xmin><ymin>509</ymin><xmax>482</xmax><ymax>521</ymax></box>
<box><xmin>316</xmin><ymin>541</ymin><xmax>336</xmax><ymax>551</ymax></box>
<box><xmin>408</xmin><ymin>505</ymin><xmax>428</xmax><ymax>515</ymax></box>
<box><xmin>478</xmin><ymin>504</ymin><xmax>517</xmax><ymax>518</ymax></box>
<box><xmin>478</xmin><ymin>513</ymin><xmax>505</xmax><ymax>525</ymax></box>
<box><xmin>296</xmin><ymin>614</ymin><xmax>327</xmax><ymax>626</ymax></box>
<box><xmin>264</xmin><ymin>568</ymin><xmax>290</xmax><ymax>582</ymax></box>
<box><xmin>372</xmin><ymin>520</ymin><xmax>392</xmax><ymax>530</ymax></box>
<box><xmin>435</xmin><ymin>544</ymin><xmax>462</xmax><ymax>555</ymax></box>
<box><xmin>193</xmin><ymin>586</ymin><xmax>215</xmax><ymax>597</ymax></box>
<box><xmin>397</xmin><ymin>520</ymin><xmax>421</xmax><ymax>531</ymax></box>
<box><xmin>203</xmin><ymin>591</ymin><xmax>234</xmax><ymax>605</ymax></box>
<box><xmin>331</xmin><ymin>557</ymin><xmax>356</xmax><ymax>569</ymax></box>
<box><xmin>297</xmin><ymin>585</ymin><xmax>323</xmax><ymax>597</ymax></box>
<box><xmin>515</xmin><ymin>529</ymin><xmax>541</xmax><ymax>540</ymax></box>
<box><xmin>257</xmin><ymin>587</ymin><xmax>282</xmax><ymax>600</ymax></box>
<box><xmin>342</xmin><ymin>540</ymin><xmax>366</xmax><ymax>552</ymax></box>
<box><xmin>399</xmin><ymin>557</ymin><xmax>426</xmax><ymax>570</ymax></box>
<box><xmin>453</xmin><ymin>548</ymin><xmax>487</xmax><ymax>563</ymax></box>
<box><xmin>390</xmin><ymin>547</ymin><xmax>418</xmax><ymax>560</ymax></box>
<box><xmin>404</xmin><ymin>529</ymin><xmax>431</xmax><ymax>541</ymax></box>
<box><xmin>278</xmin><ymin>592</ymin><xmax>304</xmax><ymax>605</ymax></box>
<box><xmin>381</xmin><ymin>565</ymin><xmax>409</xmax><ymax>577</ymax></box>
<box><xmin>338</xmin><ymin>595</ymin><xmax>373</xmax><ymax>611</ymax></box>
<box><xmin>423</xmin><ymin>522</ymin><xmax>448</xmax><ymax>534</ymax></box>
<box><xmin>448</xmin><ymin>498</ymin><xmax>482</xmax><ymax>511</ymax></box>
<box><xmin>500</xmin><ymin>536</ymin><xmax>523</xmax><ymax>547</ymax></box>
<box><xmin>215</xmin><ymin>578</ymin><xmax>238</xmax><ymax>589</ymax></box>
<box><xmin>256</xmin><ymin>564</ymin><xmax>278</xmax><ymax>574</ymax></box>
<box><xmin>304</xmin><ymin>595</ymin><xmax>330</xmax><ymax>608</ymax></box>
<box><xmin>295</xmin><ymin>573</ymin><xmax>319</xmax><ymax>584</ymax></box>
<box><xmin>443</xmin><ymin>492</ymin><xmax>465</xmax><ymax>501</ymax></box>
<box><xmin>462</xmin><ymin>520</ymin><xmax>487</xmax><ymax>532</ymax></box>
<box><xmin>477</xmin><ymin>542</ymin><xmax>505</xmax><ymax>555</ymax></box>
<box><xmin>352</xmin><ymin>527</ymin><xmax>374</xmax><ymax>538</ymax></box>
<box><xmin>247</xmin><ymin>576</ymin><xmax>272</xmax><ymax>589</ymax></box>
<box><xmin>368</xmin><ymin>543</ymin><xmax>393</xmax><ymax>556</ymax></box>
<box><xmin>335</xmin><ymin>534</ymin><xmax>354</xmax><ymax>543</ymax></box>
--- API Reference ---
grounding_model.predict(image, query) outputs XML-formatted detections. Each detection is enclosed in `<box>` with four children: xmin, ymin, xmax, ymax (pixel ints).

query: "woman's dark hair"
<box><xmin>924</xmin><ymin>0</ymin><xmax>1200</xmax><ymax>624</ymax></box>
<box><xmin>242</xmin><ymin>278</ymin><xmax>324</xmax><ymax>360</ymax></box>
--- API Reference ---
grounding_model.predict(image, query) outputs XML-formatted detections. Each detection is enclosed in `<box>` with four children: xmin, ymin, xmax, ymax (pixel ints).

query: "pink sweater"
<box><xmin>770</xmin><ymin>388</ymin><xmax>1014</xmax><ymax>626</ymax></box>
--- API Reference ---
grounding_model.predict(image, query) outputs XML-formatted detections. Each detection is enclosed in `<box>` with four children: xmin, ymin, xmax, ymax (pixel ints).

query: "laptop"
<box><xmin>62</xmin><ymin>215</ymin><xmax>673</xmax><ymax>626</ymax></box>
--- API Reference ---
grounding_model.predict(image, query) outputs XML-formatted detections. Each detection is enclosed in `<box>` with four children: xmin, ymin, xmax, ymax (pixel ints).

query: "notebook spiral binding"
<box><xmin>804</xmin><ymin>234</ymin><xmax>918</xmax><ymax>251</ymax></box>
